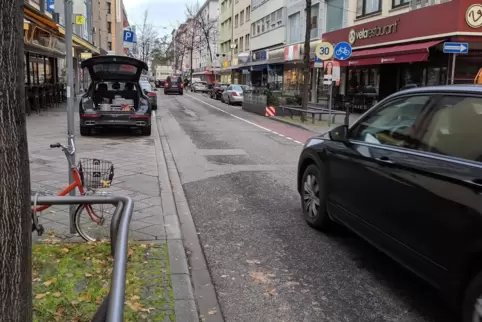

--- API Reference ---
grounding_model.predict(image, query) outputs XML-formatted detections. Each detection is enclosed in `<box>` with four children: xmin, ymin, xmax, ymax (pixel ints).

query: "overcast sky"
<box><xmin>123</xmin><ymin>0</ymin><xmax>199</xmax><ymax>37</ymax></box>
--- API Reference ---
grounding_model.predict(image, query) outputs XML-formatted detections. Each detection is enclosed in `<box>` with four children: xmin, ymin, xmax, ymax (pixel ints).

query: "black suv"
<box><xmin>79</xmin><ymin>55</ymin><xmax>152</xmax><ymax>136</ymax></box>
<box><xmin>164</xmin><ymin>76</ymin><xmax>184</xmax><ymax>95</ymax></box>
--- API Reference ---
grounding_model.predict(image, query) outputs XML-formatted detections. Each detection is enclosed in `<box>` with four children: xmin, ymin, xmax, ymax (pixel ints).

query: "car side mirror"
<box><xmin>329</xmin><ymin>125</ymin><xmax>349</xmax><ymax>142</ymax></box>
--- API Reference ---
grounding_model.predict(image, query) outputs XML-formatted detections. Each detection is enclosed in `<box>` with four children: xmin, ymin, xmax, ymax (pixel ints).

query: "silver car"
<box><xmin>192</xmin><ymin>82</ymin><xmax>208</xmax><ymax>93</ymax></box>
<box><xmin>221</xmin><ymin>84</ymin><xmax>243</xmax><ymax>105</ymax></box>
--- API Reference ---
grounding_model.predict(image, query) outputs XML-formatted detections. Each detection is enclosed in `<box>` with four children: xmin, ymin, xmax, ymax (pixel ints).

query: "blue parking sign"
<box><xmin>123</xmin><ymin>30</ymin><xmax>135</xmax><ymax>43</ymax></box>
<box><xmin>334</xmin><ymin>42</ymin><xmax>352</xmax><ymax>60</ymax></box>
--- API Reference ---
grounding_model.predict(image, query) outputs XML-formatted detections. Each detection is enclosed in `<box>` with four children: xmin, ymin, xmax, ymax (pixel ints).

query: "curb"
<box><xmin>154</xmin><ymin>111</ymin><xmax>224</xmax><ymax>322</ymax></box>
<box><xmin>269</xmin><ymin>115</ymin><xmax>320</xmax><ymax>132</ymax></box>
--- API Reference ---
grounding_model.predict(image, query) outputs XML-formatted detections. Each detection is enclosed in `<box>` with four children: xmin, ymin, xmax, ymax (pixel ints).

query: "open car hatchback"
<box><xmin>79</xmin><ymin>55</ymin><xmax>152</xmax><ymax>136</ymax></box>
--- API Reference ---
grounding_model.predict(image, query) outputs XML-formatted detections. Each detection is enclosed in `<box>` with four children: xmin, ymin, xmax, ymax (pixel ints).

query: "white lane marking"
<box><xmin>186</xmin><ymin>94</ymin><xmax>304</xmax><ymax>145</ymax></box>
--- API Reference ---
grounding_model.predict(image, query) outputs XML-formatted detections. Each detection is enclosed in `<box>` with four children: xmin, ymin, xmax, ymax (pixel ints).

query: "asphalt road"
<box><xmin>157</xmin><ymin>91</ymin><xmax>456</xmax><ymax>322</ymax></box>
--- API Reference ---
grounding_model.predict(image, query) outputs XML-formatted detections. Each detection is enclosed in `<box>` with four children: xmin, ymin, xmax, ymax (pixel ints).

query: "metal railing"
<box><xmin>32</xmin><ymin>195</ymin><xmax>134</xmax><ymax>322</ymax></box>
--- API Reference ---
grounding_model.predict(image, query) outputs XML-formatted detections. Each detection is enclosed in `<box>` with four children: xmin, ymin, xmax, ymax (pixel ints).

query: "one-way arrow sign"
<box><xmin>443</xmin><ymin>42</ymin><xmax>469</xmax><ymax>54</ymax></box>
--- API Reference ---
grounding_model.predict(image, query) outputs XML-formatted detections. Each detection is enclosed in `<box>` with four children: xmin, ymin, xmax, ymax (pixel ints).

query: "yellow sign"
<box><xmin>80</xmin><ymin>52</ymin><xmax>92</xmax><ymax>60</ymax></box>
<box><xmin>75</xmin><ymin>15</ymin><xmax>85</xmax><ymax>25</ymax></box>
<box><xmin>315</xmin><ymin>42</ymin><xmax>334</xmax><ymax>60</ymax></box>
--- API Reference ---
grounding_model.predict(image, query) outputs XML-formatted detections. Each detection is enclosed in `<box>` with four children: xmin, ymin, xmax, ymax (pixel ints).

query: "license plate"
<box><xmin>172</xmin><ymin>85</ymin><xmax>177</xmax><ymax>88</ymax></box>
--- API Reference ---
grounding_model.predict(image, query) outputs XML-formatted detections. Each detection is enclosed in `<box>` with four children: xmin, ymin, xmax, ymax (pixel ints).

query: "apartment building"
<box><xmin>192</xmin><ymin>0</ymin><xmax>220</xmax><ymax>83</ymax></box>
<box><xmin>91</xmin><ymin>0</ymin><xmax>127</xmax><ymax>55</ymax></box>
<box><xmin>322</xmin><ymin>0</ymin><xmax>482</xmax><ymax>99</ymax></box>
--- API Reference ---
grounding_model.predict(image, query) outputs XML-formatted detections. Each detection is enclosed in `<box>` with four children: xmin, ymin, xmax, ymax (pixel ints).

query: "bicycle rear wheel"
<box><xmin>74</xmin><ymin>202</ymin><xmax>116</xmax><ymax>242</ymax></box>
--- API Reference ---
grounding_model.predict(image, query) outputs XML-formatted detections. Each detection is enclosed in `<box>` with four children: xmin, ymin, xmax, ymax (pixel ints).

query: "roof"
<box><xmin>397</xmin><ymin>85</ymin><xmax>482</xmax><ymax>95</ymax></box>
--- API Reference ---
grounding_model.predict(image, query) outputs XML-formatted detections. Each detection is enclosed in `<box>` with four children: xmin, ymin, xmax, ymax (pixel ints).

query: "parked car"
<box><xmin>191</xmin><ymin>81</ymin><xmax>209</xmax><ymax>93</ymax></box>
<box><xmin>221</xmin><ymin>84</ymin><xmax>244</xmax><ymax>105</ymax></box>
<box><xmin>79</xmin><ymin>55</ymin><xmax>151</xmax><ymax>136</ymax></box>
<box><xmin>210</xmin><ymin>83</ymin><xmax>230</xmax><ymax>100</ymax></box>
<box><xmin>297</xmin><ymin>85</ymin><xmax>482</xmax><ymax>322</ymax></box>
<box><xmin>164</xmin><ymin>76</ymin><xmax>184</xmax><ymax>95</ymax></box>
<box><xmin>139</xmin><ymin>80</ymin><xmax>157</xmax><ymax>110</ymax></box>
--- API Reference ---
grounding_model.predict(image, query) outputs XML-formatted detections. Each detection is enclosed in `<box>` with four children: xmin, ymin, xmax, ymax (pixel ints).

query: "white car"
<box><xmin>221</xmin><ymin>84</ymin><xmax>244</xmax><ymax>105</ymax></box>
<box><xmin>192</xmin><ymin>82</ymin><xmax>208</xmax><ymax>93</ymax></box>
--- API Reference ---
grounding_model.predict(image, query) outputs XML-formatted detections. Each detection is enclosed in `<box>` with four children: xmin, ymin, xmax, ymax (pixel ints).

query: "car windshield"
<box><xmin>170</xmin><ymin>77</ymin><xmax>179</xmax><ymax>82</ymax></box>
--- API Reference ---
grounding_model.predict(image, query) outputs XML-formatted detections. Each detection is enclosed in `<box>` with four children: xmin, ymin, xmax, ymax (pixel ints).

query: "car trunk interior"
<box><xmin>92</xmin><ymin>81</ymin><xmax>140</xmax><ymax>113</ymax></box>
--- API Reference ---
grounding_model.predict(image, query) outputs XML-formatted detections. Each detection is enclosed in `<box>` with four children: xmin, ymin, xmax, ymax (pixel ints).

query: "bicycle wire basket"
<box><xmin>78</xmin><ymin>158</ymin><xmax>114</xmax><ymax>189</ymax></box>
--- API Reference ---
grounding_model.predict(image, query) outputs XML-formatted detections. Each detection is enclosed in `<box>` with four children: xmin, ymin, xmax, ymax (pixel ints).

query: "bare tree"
<box><xmin>301</xmin><ymin>0</ymin><xmax>312</xmax><ymax>122</ymax></box>
<box><xmin>150</xmin><ymin>35</ymin><xmax>171</xmax><ymax>77</ymax></box>
<box><xmin>136</xmin><ymin>10</ymin><xmax>159</xmax><ymax>63</ymax></box>
<box><xmin>186</xmin><ymin>4</ymin><xmax>218</xmax><ymax>64</ymax></box>
<box><xmin>175</xmin><ymin>6</ymin><xmax>202</xmax><ymax>86</ymax></box>
<box><xmin>0</xmin><ymin>0</ymin><xmax>32</xmax><ymax>320</ymax></box>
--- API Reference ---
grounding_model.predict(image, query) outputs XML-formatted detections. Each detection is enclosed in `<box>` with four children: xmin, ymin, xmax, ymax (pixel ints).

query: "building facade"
<box><xmin>322</xmin><ymin>0</ymin><xmax>482</xmax><ymax>100</ymax></box>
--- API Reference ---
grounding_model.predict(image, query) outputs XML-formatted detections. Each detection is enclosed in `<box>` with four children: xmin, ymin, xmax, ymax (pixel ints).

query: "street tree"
<box><xmin>136</xmin><ymin>10</ymin><xmax>159</xmax><ymax>63</ymax></box>
<box><xmin>301</xmin><ymin>0</ymin><xmax>312</xmax><ymax>122</ymax></box>
<box><xmin>177</xmin><ymin>5</ymin><xmax>202</xmax><ymax>85</ymax></box>
<box><xmin>0</xmin><ymin>0</ymin><xmax>32</xmax><ymax>320</ymax></box>
<box><xmin>150</xmin><ymin>34</ymin><xmax>171</xmax><ymax>77</ymax></box>
<box><xmin>187</xmin><ymin>4</ymin><xmax>218</xmax><ymax>64</ymax></box>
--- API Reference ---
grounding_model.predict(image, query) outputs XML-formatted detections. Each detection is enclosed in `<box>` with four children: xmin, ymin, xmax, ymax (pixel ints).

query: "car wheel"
<box><xmin>80</xmin><ymin>126</ymin><xmax>91</xmax><ymax>136</ymax></box>
<box><xmin>164</xmin><ymin>91</ymin><xmax>167</xmax><ymax>95</ymax></box>
<box><xmin>301</xmin><ymin>164</ymin><xmax>331</xmax><ymax>231</ymax></box>
<box><xmin>462</xmin><ymin>272</ymin><xmax>482</xmax><ymax>322</ymax></box>
<box><xmin>141</xmin><ymin>126</ymin><xmax>151</xmax><ymax>136</ymax></box>
<box><xmin>180</xmin><ymin>91</ymin><xmax>184</xmax><ymax>95</ymax></box>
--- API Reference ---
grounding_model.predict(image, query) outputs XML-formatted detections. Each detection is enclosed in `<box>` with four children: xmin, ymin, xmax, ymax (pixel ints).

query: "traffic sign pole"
<box><xmin>451</xmin><ymin>53</ymin><xmax>457</xmax><ymax>85</ymax></box>
<box><xmin>65</xmin><ymin>0</ymin><xmax>76</xmax><ymax>233</ymax></box>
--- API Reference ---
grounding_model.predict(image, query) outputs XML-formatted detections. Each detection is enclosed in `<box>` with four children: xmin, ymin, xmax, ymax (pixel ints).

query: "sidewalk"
<box><xmin>27</xmin><ymin>103</ymin><xmax>198</xmax><ymax>321</ymax></box>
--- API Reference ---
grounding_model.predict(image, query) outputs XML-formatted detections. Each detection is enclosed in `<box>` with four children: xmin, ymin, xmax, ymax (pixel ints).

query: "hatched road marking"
<box><xmin>186</xmin><ymin>94</ymin><xmax>304</xmax><ymax>145</ymax></box>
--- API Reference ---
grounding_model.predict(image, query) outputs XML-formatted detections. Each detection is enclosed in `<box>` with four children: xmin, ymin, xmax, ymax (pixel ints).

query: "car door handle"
<box><xmin>375</xmin><ymin>156</ymin><xmax>396</xmax><ymax>164</ymax></box>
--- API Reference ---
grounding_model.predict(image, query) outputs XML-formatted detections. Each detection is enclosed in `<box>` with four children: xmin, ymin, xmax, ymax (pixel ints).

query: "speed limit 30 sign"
<box><xmin>315</xmin><ymin>42</ymin><xmax>334</xmax><ymax>60</ymax></box>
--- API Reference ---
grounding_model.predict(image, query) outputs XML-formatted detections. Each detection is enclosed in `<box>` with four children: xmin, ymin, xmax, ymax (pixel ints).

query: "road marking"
<box><xmin>186</xmin><ymin>94</ymin><xmax>304</xmax><ymax>145</ymax></box>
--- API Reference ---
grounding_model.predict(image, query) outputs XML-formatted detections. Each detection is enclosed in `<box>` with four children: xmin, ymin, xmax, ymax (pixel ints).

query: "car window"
<box><xmin>418</xmin><ymin>96</ymin><xmax>482</xmax><ymax>162</ymax></box>
<box><xmin>140</xmin><ymin>82</ymin><xmax>152</xmax><ymax>91</ymax></box>
<box><xmin>350</xmin><ymin>95</ymin><xmax>431</xmax><ymax>149</ymax></box>
<box><xmin>227</xmin><ymin>86</ymin><xmax>232</xmax><ymax>90</ymax></box>
<box><xmin>232</xmin><ymin>85</ymin><xmax>242</xmax><ymax>91</ymax></box>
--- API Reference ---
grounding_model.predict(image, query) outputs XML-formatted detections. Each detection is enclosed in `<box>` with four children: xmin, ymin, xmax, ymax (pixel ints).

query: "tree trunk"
<box><xmin>301</xmin><ymin>0</ymin><xmax>312</xmax><ymax>122</ymax></box>
<box><xmin>0</xmin><ymin>0</ymin><xmax>32</xmax><ymax>321</ymax></box>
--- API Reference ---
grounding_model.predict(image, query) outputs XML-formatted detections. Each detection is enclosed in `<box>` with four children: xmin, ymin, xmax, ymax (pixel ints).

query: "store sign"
<box><xmin>284</xmin><ymin>44</ymin><xmax>300</xmax><ymax>61</ymax></box>
<box><xmin>348</xmin><ymin>19</ymin><xmax>400</xmax><ymax>44</ymax></box>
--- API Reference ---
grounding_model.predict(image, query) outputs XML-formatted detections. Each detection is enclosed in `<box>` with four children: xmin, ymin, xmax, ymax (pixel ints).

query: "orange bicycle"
<box><xmin>31</xmin><ymin>136</ymin><xmax>115</xmax><ymax>241</ymax></box>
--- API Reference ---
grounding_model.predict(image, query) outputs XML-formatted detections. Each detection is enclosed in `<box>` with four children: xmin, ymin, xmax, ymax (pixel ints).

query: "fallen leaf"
<box><xmin>85</xmin><ymin>273</ymin><xmax>93</xmax><ymax>277</ymax></box>
<box><xmin>53</xmin><ymin>292</ymin><xmax>62</xmax><ymax>297</ymax></box>
<box><xmin>208</xmin><ymin>309</ymin><xmax>217</xmax><ymax>315</ymax></box>
<box><xmin>70</xmin><ymin>300</ymin><xmax>79</xmax><ymax>305</ymax></box>
<box><xmin>265</xmin><ymin>288</ymin><xmax>277</xmax><ymax>296</ymax></box>
<box><xmin>65</xmin><ymin>273</ymin><xmax>74</xmax><ymax>278</ymax></box>
<box><xmin>56</xmin><ymin>306</ymin><xmax>64</xmax><ymax>314</ymax></box>
<box><xmin>250</xmin><ymin>272</ymin><xmax>270</xmax><ymax>284</ymax></box>
<box><xmin>131</xmin><ymin>295</ymin><xmax>140</xmax><ymax>301</ymax></box>
<box><xmin>35</xmin><ymin>293</ymin><xmax>47</xmax><ymax>299</ymax></box>
<box><xmin>140</xmin><ymin>244</ymin><xmax>148</xmax><ymax>248</ymax></box>
<box><xmin>128</xmin><ymin>249</ymin><xmax>134</xmax><ymax>257</ymax></box>
<box><xmin>95</xmin><ymin>268</ymin><xmax>101</xmax><ymax>274</ymax></box>
<box><xmin>126</xmin><ymin>301</ymin><xmax>145</xmax><ymax>311</ymax></box>
<box><xmin>43</xmin><ymin>278</ymin><xmax>57</xmax><ymax>286</ymax></box>
<box><xmin>78</xmin><ymin>294</ymin><xmax>92</xmax><ymax>301</ymax></box>
<box><xmin>61</xmin><ymin>248</ymin><xmax>69</xmax><ymax>253</ymax></box>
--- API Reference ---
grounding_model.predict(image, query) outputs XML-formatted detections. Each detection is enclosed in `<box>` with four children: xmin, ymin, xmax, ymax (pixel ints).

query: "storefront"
<box><xmin>321</xmin><ymin>0</ymin><xmax>482</xmax><ymax>99</ymax></box>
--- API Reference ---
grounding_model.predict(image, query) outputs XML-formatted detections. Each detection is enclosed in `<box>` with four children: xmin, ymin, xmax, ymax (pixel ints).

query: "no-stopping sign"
<box><xmin>315</xmin><ymin>42</ymin><xmax>334</xmax><ymax>60</ymax></box>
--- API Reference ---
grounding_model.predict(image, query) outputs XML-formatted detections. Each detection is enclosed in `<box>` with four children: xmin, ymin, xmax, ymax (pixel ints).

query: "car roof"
<box><xmin>395</xmin><ymin>84</ymin><xmax>482</xmax><ymax>95</ymax></box>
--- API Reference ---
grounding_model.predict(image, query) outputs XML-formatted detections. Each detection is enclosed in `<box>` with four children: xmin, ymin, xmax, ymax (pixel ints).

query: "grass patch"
<box><xmin>33</xmin><ymin>237</ymin><xmax>175</xmax><ymax>322</ymax></box>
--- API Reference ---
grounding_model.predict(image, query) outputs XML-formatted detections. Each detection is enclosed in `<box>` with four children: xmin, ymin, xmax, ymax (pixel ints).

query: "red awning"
<box><xmin>339</xmin><ymin>40</ymin><xmax>443</xmax><ymax>67</ymax></box>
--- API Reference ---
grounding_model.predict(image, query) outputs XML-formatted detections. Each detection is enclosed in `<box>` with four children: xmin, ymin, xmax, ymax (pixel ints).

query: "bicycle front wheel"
<box><xmin>74</xmin><ymin>203</ymin><xmax>116</xmax><ymax>242</ymax></box>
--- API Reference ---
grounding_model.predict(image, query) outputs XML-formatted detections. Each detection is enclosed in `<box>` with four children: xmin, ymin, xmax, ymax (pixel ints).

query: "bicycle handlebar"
<box><xmin>50</xmin><ymin>137</ymin><xmax>76</xmax><ymax>156</ymax></box>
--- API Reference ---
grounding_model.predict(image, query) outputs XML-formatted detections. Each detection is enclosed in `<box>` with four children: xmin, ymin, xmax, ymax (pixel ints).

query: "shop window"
<box><xmin>53</xmin><ymin>37</ymin><xmax>66</xmax><ymax>54</ymax></box>
<box><xmin>392</xmin><ymin>0</ymin><xmax>409</xmax><ymax>7</ymax></box>
<box><xmin>326</xmin><ymin>0</ymin><xmax>344</xmax><ymax>32</ymax></box>
<box><xmin>32</xmin><ymin>27</ymin><xmax>51</xmax><ymax>48</ymax></box>
<box><xmin>283</xmin><ymin>67</ymin><xmax>304</xmax><ymax>95</ymax></box>
<box><xmin>288</xmin><ymin>12</ymin><xmax>301</xmax><ymax>44</ymax></box>
<box><xmin>356</xmin><ymin>0</ymin><xmax>381</xmax><ymax>17</ymax></box>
